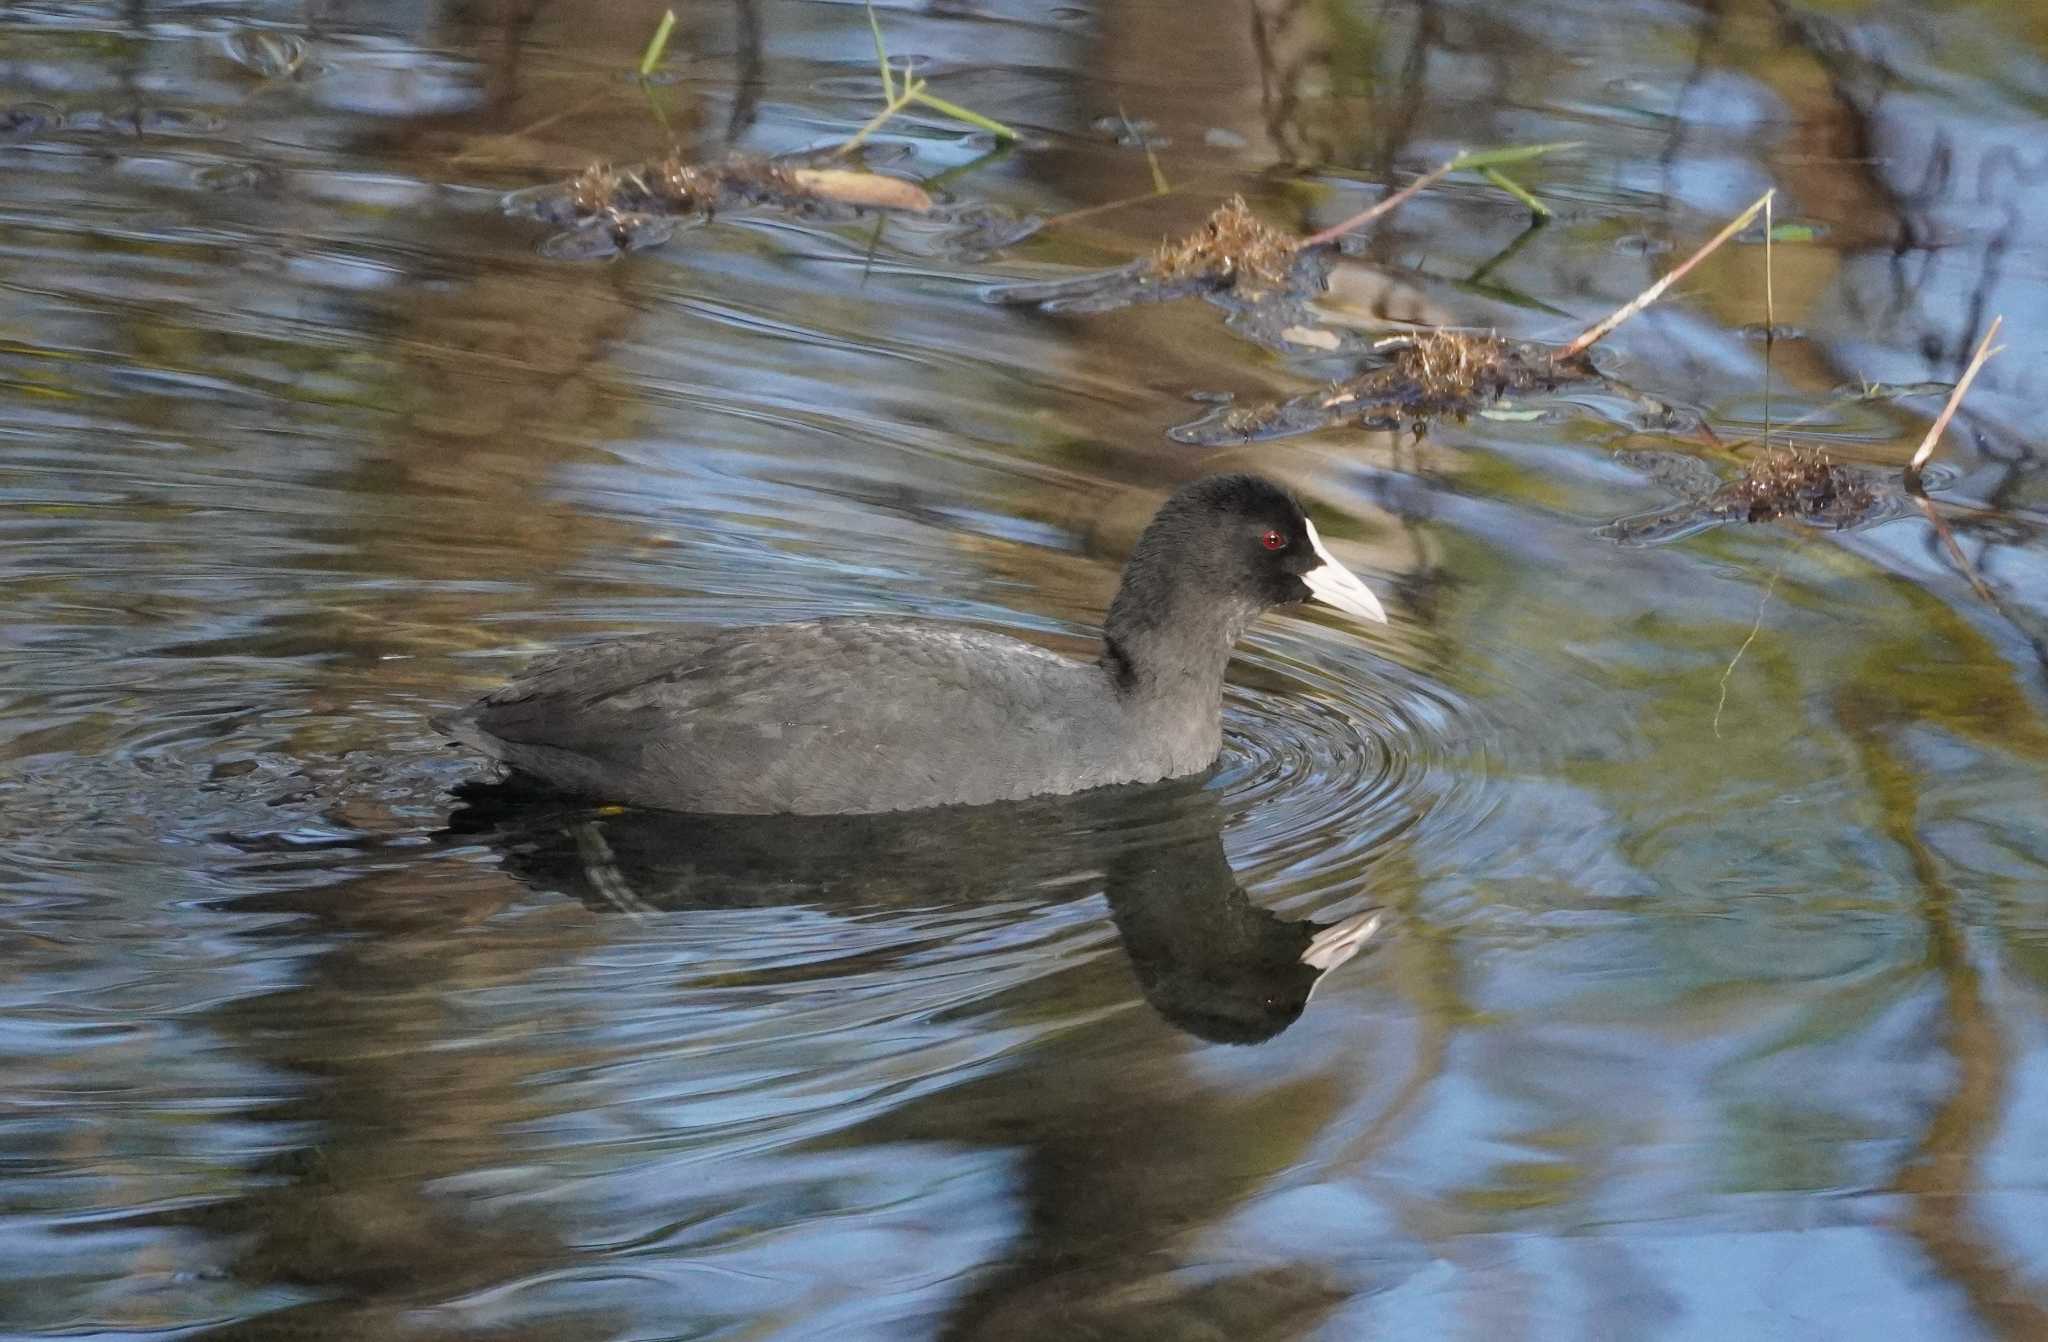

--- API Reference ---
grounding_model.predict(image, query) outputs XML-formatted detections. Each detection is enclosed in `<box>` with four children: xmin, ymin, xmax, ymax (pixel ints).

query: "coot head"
<box><xmin>1108</xmin><ymin>474</ymin><xmax>1387</xmax><ymax>641</ymax></box>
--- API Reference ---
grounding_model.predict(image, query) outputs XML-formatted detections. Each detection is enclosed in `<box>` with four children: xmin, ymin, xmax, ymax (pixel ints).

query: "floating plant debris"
<box><xmin>1600</xmin><ymin>446</ymin><xmax>1912</xmax><ymax>545</ymax></box>
<box><xmin>1172</xmin><ymin>330</ymin><xmax>1590</xmax><ymax>445</ymax></box>
<box><xmin>507</xmin><ymin>154</ymin><xmax>934</xmax><ymax>258</ymax></box>
<box><xmin>1152</xmin><ymin>197</ymin><xmax>1298</xmax><ymax>292</ymax></box>
<box><xmin>990</xmin><ymin>148</ymin><xmax>1580</xmax><ymax>341</ymax></box>
<box><xmin>986</xmin><ymin>196</ymin><xmax>1333</xmax><ymax>316</ymax></box>
<box><xmin>1717</xmin><ymin>447</ymin><xmax>1882</xmax><ymax>522</ymax></box>
<box><xmin>521</xmin><ymin>155</ymin><xmax>933</xmax><ymax>223</ymax></box>
<box><xmin>1160</xmin><ymin>193</ymin><xmax>1778</xmax><ymax>445</ymax></box>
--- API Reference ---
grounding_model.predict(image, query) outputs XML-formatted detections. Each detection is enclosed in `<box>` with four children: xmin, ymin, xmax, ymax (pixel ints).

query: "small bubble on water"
<box><xmin>1090</xmin><ymin>113</ymin><xmax>1165</xmax><ymax>148</ymax></box>
<box><xmin>224</xmin><ymin>30</ymin><xmax>309</xmax><ymax>80</ymax></box>
<box><xmin>192</xmin><ymin>161</ymin><xmax>272</xmax><ymax>192</ymax></box>
<box><xmin>1612</xmin><ymin>233</ymin><xmax>1673</xmax><ymax>256</ymax></box>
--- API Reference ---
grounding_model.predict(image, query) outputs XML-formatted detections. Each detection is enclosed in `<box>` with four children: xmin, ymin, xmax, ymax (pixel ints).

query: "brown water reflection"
<box><xmin>2</xmin><ymin>1</ymin><xmax>2046</xmax><ymax>1339</ymax></box>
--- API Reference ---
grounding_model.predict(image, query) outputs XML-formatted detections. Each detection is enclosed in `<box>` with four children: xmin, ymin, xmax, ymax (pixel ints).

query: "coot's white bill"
<box><xmin>1302</xmin><ymin>520</ymin><xmax>1389</xmax><ymax>623</ymax></box>
<box><xmin>1302</xmin><ymin>909</ymin><xmax>1383</xmax><ymax>973</ymax></box>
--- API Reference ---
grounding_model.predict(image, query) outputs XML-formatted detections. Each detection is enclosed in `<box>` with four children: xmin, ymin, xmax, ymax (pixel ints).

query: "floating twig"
<box><xmin>1297</xmin><ymin>142</ymin><xmax>1578</xmax><ymax>250</ymax></box>
<box><xmin>1909</xmin><ymin>488</ymin><xmax>1997</xmax><ymax>605</ymax></box>
<box><xmin>1558</xmin><ymin>189</ymin><xmax>1773</xmax><ymax>360</ymax></box>
<box><xmin>1900</xmin><ymin>316</ymin><xmax>2005</xmax><ymax>604</ymax></box>
<box><xmin>1715</xmin><ymin>553</ymin><xmax>1786</xmax><ymax>739</ymax></box>
<box><xmin>1907</xmin><ymin>316</ymin><xmax>2003</xmax><ymax>479</ymax></box>
<box><xmin>1296</xmin><ymin>160</ymin><xmax>1460</xmax><ymax>250</ymax></box>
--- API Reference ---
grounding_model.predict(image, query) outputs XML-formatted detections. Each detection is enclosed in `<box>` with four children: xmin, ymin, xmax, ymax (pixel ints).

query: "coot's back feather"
<box><xmin>443</xmin><ymin>618</ymin><xmax>1151</xmax><ymax>814</ymax></box>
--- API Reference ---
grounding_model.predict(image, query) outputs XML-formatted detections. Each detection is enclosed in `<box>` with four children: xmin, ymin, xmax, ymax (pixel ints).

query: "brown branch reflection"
<box><xmin>1845</xmin><ymin>702</ymin><xmax>2048</xmax><ymax>1340</ymax></box>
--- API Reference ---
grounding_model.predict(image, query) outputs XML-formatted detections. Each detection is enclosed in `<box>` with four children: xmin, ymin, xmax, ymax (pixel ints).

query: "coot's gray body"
<box><xmin>446</xmin><ymin>618</ymin><xmax>1201</xmax><ymax>813</ymax></box>
<box><xmin>439</xmin><ymin>474</ymin><xmax>1386</xmax><ymax>814</ymax></box>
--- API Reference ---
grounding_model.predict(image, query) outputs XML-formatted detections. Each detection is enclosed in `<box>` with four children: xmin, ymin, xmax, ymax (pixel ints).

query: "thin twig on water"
<box><xmin>1558</xmin><ymin>190</ymin><xmax>1773</xmax><ymax>360</ymax></box>
<box><xmin>1295</xmin><ymin>160</ymin><xmax>1461</xmax><ymax>250</ymax></box>
<box><xmin>1909</xmin><ymin>489</ymin><xmax>1996</xmax><ymax>605</ymax></box>
<box><xmin>1906</xmin><ymin>317</ymin><xmax>2004</xmax><ymax>480</ymax></box>
<box><xmin>1900</xmin><ymin>315</ymin><xmax>2005</xmax><ymax>606</ymax></box>
<box><xmin>1762</xmin><ymin>192</ymin><xmax>1775</xmax><ymax>449</ymax></box>
<box><xmin>1715</xmin><ymin>553</ymin><xmax>1786</xmax><ymax>739</ymax></box>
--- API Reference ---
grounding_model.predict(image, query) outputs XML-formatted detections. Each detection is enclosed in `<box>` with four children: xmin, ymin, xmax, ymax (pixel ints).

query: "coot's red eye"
<box><xmin>1260</xmin><ymin>529</ymin><xmax>1287</xmax><ymax>551</ymax></box>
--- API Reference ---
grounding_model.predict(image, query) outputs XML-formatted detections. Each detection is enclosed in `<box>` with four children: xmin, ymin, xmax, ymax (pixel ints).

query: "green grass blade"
<box><xmin>907</xmin><ymin>88</ymin><xmax>1018</xmax><ymax>141</ymax></box>
<box><xmin>642</xmin><ymin>80</ymin><xmax>674</xmax><ymax>138</ymax></box>
<box><xmin>836</xmin><ymin>87</ymin><xmax>913</xmax><ymax>154</ymax></box>
<box><xmin>864</xmin><ymin>2</ymin><xmax>896</xmax><ymax>102</ymax></box>
<box><xmin>1119</xmin><ymin>104</ymin><xmax>1169</xmax><ymax>194</ymax></box>
<box><xmin>1481</xmin><ymin>167</ymin><xmax>1551</xmax><ymax>219</ymax></box>
<box><xmin>1448</xmin><ymin>141</ymin><xmax>1580</xmax><ymax>171</ymax></box>
<box><xmin>638</xmin><ymin>9</ymin><xmax>677</xmax><ymax>79</ymax></box>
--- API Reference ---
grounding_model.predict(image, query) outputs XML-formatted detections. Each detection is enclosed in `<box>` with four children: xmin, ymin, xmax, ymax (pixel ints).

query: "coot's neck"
<box><xmin>1099</xmin><ymin>575</ymin><xmax>1257</xmax><ymax>719</ymax></box>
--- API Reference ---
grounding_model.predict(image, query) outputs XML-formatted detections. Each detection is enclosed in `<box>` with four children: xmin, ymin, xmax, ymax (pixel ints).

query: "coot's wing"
<box><xmin>439</xmin><ymin>619</ymin><xmax>1112</xmax><ymax>812</ymax></box>
<box><xmin>444</xmin><ymin>622</ymin><xmax>858</xmax><ymax>758</ymax></box>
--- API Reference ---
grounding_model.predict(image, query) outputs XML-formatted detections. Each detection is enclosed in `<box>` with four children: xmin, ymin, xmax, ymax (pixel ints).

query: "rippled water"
<box><xmin>3</xmin><ymin>1</ymin><xmax>2047</xmax><ymax>1338</ymax></box>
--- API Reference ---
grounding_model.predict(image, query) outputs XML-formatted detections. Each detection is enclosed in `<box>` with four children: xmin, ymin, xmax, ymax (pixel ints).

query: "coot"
<box><xmin>438</xmin><ymin>473</ymin><xmax>1386</xmax><ymax>813</ymax></box>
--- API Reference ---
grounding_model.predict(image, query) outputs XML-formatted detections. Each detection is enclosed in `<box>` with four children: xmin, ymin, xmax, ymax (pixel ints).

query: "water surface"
<box><xmin>2</xmin><ymin>1</ymin><xmax>2046</xmax><ymax>1338</ymax></box>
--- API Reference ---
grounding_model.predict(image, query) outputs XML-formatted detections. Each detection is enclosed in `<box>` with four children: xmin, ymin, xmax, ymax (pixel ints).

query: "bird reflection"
<box><xmin>445</xmin><ymin>777</ymin><xmax>1381</xmax><ymax>1044</ymax></box>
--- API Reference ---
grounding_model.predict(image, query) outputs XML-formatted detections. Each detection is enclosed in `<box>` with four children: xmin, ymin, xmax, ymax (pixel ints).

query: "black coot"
<box><xmin>437</xmin><ymin>473</ymin><xmax>1387</xmax><ymax>814</ymax></box>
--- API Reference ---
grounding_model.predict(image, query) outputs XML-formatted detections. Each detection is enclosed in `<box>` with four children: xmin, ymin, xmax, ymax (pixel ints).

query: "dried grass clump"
<box><xmin>1722</xmin><ymin>445</ymin><xmax>1877</xmax><ymax>524</ymax></box>
<box><xmin>1172</xmin><ymin>328</ymin><xmax>1594</xmax><ymax>444</ymax></box>
<box><xmin>563</xmin><ymin>155</ymin><xmax>930</xmax><ymax>220</ymax></box>
<box><xmin>1326</xmin><ymin>331</ymin><xmax>1576</xmax><ymax>420</ymax></box>
<box><xmin>1152</xmin><ymin>197</ymin><xmax>1299</xmax><ymax>293</ymax></box>
<box><xmin>567</xmin><ymin>163</ymin><xmax>632</xmax><ymax>216</ymax></box>
<box><xmin>654</xmin><ymin>157</ymin><xmax>774</xmax><ymax>209</ymax></box>
<box><xmin>1391</xmin><ymin>331</ymin><xmax>1531</xmax><ymax>401</ymax></box>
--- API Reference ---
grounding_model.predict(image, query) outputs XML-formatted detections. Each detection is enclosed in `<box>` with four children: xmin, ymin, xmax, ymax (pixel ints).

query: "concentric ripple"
<box><xmin>1211</xmin><ymin>619</ymin><xmax>1510</xmax><ymax>905</ymax></box>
